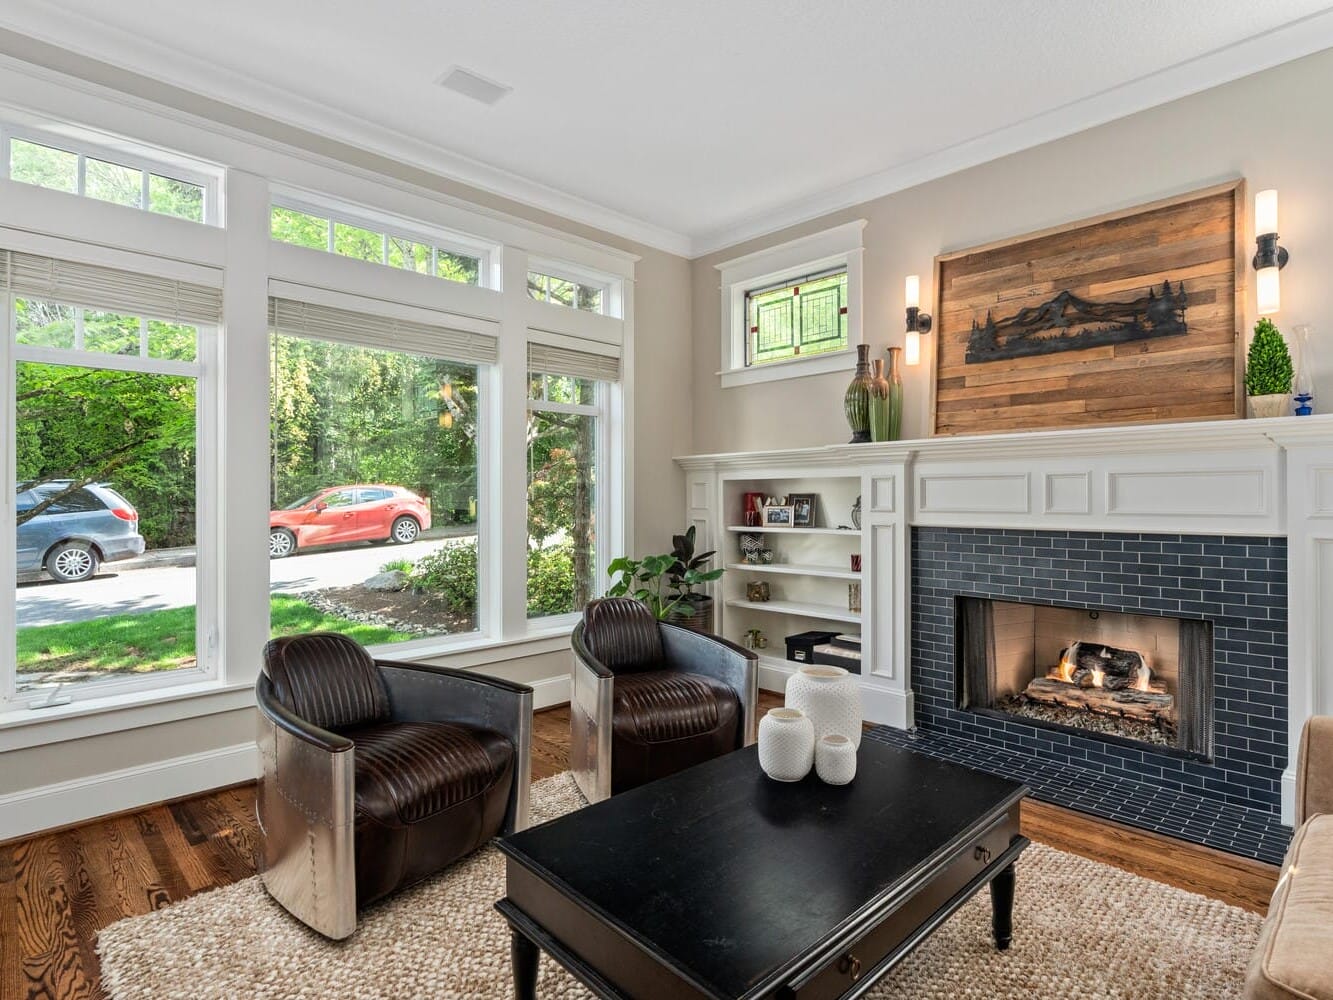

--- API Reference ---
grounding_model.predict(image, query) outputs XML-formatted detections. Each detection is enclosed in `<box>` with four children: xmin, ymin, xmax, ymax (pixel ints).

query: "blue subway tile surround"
<box><xmin>907</xmin><ymin>527</ymin><xmax>1289</xmax><ymax>858</ymax></box>
<box><xmin>864</xmin><ymin>725</ymin><xmax>1291</xmax><ymax>865</ymax></box>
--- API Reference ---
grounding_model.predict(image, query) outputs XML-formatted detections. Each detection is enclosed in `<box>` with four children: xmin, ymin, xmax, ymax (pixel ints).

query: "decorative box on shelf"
<box><xmin>813</xmin><ymin>634</ymin><xmax>862</xmax><ymax>674</ymax></box>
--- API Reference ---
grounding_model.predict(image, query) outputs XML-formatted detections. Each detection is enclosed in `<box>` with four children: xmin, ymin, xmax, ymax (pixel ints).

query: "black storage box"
<box><xmin>785</xmin><ymin>630</ymin><xmax>839</xmax><ymax>664</ymax></box>
<box><xmin>813</xmin><ymin>636</ymin><xmax>862</xmax><ymax>674</ymax></box>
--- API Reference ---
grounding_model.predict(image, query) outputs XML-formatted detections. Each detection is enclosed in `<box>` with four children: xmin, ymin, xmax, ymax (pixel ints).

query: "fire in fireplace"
<box><xmin>955</xmin><ymin>597</ymin><xmax>1214</xmax><ymax>758</ymax></box>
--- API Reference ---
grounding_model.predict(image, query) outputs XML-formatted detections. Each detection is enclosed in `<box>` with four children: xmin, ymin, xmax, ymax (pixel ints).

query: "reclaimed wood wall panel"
<box><xmin>931</xmin><ymin>182</ymin><xmax>1245</xmax><ymax>436</ymax></box>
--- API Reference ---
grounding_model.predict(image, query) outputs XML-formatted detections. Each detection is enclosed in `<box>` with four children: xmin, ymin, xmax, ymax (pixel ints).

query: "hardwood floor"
<box><xmin>1</xmin><ymin>695</ymin><xmax>1276</xmax><ymax>1000</ymax></box>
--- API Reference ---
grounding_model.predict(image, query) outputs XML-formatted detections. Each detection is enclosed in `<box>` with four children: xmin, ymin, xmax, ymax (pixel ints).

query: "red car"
<box><xmin>269</xmin><ymin>485</ymin><xmax>431</xmax><ymax>558</ymax></box>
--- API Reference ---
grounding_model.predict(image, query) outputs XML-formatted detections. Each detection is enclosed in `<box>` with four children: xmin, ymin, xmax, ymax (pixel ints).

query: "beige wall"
<box><xmin>691</xmin><ymin>48</ymin><xmax>1333</xmax><ymax>454</ymax></box>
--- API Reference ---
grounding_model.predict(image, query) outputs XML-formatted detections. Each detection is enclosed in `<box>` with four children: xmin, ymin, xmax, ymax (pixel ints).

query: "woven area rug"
<box><xmin>98</xmin><ymin>773</ymin><xmax>1262</xmax><ymax>999</ymax></box>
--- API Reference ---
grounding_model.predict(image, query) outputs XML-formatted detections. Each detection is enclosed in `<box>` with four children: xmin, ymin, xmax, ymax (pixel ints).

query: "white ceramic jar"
<box><xmin>815</xmin><ymin>734</ymin><xmax>857</xmax><ymax>785</ymax></box>
<box><xmin>757</xmin><ymin>707</ymin><xmax>815</xmax><ymax>782</ymax></box>
<box><xmin>785</xmin><ymin>665</ymin><xmax>863</xmax><ymax>747</ymax></box>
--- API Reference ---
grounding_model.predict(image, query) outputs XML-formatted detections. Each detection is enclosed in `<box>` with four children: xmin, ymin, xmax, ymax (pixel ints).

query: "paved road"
<box><xmin>16</xmin><ymin>536</ymin><xmax>470</xmax><ymax>628</ymax></box>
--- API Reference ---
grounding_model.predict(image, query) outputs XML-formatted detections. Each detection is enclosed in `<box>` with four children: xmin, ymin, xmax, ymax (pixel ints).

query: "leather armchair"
<box><xmin>570</xmin><ymin>597</ymin><xmax>758</xmax><ymax>802</ymax></box>
<box><xmin>255</xmin><ymin>632</ymin><xmax>532</xmax><ymax>939</ymax></box>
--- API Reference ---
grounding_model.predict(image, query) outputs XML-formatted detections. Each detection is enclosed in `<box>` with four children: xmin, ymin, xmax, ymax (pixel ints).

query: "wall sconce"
<box><xmin>1253</xmin><ymin>189</ymin><xmax>1288</xmax><ymax>316</ymax></box>
<box><xmin>904</xmin><ymin>274</ymin><xmax>931</xmax><ymax>366</ymax></box>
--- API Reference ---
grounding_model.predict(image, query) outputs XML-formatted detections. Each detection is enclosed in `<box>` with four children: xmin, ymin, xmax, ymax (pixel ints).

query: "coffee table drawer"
<box><xmin>783</xmin><ymin>811</ymin><xmax>1021</xmax><ymax>1000</ymax></box>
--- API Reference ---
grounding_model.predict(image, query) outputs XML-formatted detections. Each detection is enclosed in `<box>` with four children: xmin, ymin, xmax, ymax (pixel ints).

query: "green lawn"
<box><xmin>17</xmin><ymin>594</ymin><xmax>413</xmax><ymax>677</ymax></box>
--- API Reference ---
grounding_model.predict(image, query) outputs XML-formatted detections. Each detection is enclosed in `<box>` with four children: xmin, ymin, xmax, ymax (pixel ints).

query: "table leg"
<box><xmin>990</xmin><ymin>862</ymin><xmax>1015</xmax><ymax>951</ymax></box>
<box><xmin>511</xmin><ymin>929</ymin><xmax>539</xmax><ymax>999</ymax></box>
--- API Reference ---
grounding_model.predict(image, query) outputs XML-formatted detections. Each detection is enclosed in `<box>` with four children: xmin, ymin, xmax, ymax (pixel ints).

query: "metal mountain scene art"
<box><xmin>965</xmin><ymin>281</ymin><xmax>1188</xmax><ymax>364</ymax></box>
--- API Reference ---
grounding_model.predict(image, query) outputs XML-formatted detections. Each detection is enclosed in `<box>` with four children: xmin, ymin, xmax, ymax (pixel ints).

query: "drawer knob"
<box><xmin>839</xmin><ymin>953</ymin><xmax>863</xmax><ymax>982</ymax></box>
<box><xmin>974</xmin><ymin>845</ymin><xmax>992</xmax><ymax>864</ymax></box>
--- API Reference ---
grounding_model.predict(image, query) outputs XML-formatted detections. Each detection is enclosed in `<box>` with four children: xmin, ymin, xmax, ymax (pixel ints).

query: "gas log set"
<box><xmin>1009</xmin><ymin>641</ymin><xmax>1178</xmax><ymax>740</ymax></box>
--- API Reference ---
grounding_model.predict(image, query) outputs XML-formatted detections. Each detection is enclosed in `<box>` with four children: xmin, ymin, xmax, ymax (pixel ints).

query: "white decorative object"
<box><xmin>757</xmin><ymin>708</ymin><xmax>815</xmax><ymax>782</ymax></box>
<box><xmin>785</xmin><ymin>665</ymin><xmax>863</xmax><ymax>747</ymax></box>
<box><xmin>815</xmin><ymin>734</ymin><xmax>857</xmax><ymax>785</ymax></box>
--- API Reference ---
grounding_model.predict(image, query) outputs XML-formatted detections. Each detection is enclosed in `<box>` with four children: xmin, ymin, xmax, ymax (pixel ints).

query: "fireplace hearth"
<box><xmin>956</xmin><ymin>597</ymin><xmax>1214</xmax><ymax>758</ymax></box>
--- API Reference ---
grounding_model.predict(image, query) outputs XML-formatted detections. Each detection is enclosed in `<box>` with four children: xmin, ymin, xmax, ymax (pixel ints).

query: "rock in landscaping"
<box><xmin>364</xmin><ymin>570</ymin><xmax>410</xmax><ymax>593</ymax></box>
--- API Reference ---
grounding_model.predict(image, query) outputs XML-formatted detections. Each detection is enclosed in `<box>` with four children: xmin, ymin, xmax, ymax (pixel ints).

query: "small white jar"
<box><xmin>785</xmin><ymin>665</ymin><xmax>863</xmax><ymax>747</ymax></box>
<box><xmin>815</xmin><ymin>734</ymin><xmax>857</xmax><ymax>785</ymax></box>
<box><xmin>758</xmin><ymin>707</ymin><xmax>815</xmax><ymax>782</ymax></box>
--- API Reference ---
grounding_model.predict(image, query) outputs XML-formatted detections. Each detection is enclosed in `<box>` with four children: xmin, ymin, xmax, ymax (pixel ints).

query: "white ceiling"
<box><xmin>3</xmin><ymin>1</ymin><xmax>1333</xmax><ymax>256</ymax></box>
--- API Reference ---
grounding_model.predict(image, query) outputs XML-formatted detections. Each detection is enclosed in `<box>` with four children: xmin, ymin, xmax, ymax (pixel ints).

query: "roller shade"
<box><xmin>268</xmin><ymin>297</ymin><xmax>498</xmax><ymax>365</ymax></box>
<box><xmin>0</xmin><ymin>249</ymin><xmax>222</xmax><ymax>325</ymax></box>
<box><xmin>527</xmin><ymin>342</ymin><xmax>621</xmax><ymax>382</ymax></box>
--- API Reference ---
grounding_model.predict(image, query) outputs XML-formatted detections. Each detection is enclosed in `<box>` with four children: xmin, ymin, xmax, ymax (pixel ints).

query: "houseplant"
<box><xmin>1245</xmin><ymin>318</ymin><xmax>1294</xmax><ymax>418</ymax></box>
<box><xmin>665</xmin><ymin>525</ymin><xmax>725</xmax><ymax>633</ymax></box>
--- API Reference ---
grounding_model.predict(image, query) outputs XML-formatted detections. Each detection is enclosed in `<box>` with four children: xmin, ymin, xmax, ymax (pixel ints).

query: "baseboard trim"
<box><xmin>530</xmin><ymin>674</ymin><xmax>570</xmax><ymax>711</ymax></box>
<box><xmin>759</xmin><ymin>659</ymin><xmax>913</xmax><ymax>729</ymax></box>
<box><xmin>0</xmin><ymin>741</ymin><xmax>259</xmax><ymax>842</ymax></box>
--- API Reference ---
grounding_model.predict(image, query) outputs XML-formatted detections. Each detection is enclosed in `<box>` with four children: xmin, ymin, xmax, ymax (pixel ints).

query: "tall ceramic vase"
<box><xmin>844</xmin><ymin>344</ymin><xmax>873</xmax><ymax>444</ymax></box>
<box><xmin>785</xmin><ymin>665</ymin><xmax>863</xmax><ymax>747</ymax></box>
<box><xmin>886</xmin><ymin>346</ymin><xmax>905</xmax><ymax>441</ymax></box>
<box><xmin>868</xmin><ymin>358</ymin><xmax>892</xmax><ymax>442</ymax></box>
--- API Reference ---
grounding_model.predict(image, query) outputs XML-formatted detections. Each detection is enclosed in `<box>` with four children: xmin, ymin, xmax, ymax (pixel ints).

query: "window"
<box><xmin>717</xmin><ymin>219</ymin><xmax>865</xmax><ymax>388</ymax></box>
<box><xmin>527</xmin><ymin>343</ymin><xmax>618</xmax><ymax>619</ymax></box>
<box><xmin>2</xmin><ymin>127</ymin><xmax>215</xmax><ymax>224</ymax></box>
<box><xmin>744</xmin><ymin>268</ymin><xmax>848</xmax><ymax>366</ymax></box>
<box><xmin>270</xmin><ymin>201</ymin><xmax>486</xmax><ymax>286</ymax></box>
<box><xmin>3</xmin><ymin>250</ymin><xmax>220</xmax><ymax>706</ymax></box>
<box><xmin>268</xmin><ymin>296</ymin><xmax>496</xmax><ymax>646</ymax></box>
<box><xmin>527</xmin><ymin>270</ymin><xmax>606</xmax><ymax>314</ymax></box>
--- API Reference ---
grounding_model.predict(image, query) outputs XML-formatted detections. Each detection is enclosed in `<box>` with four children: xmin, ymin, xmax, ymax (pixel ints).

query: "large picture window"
<box><xmin>3</xmin><ymin>250</ymin><xmax>219</xmax><ymax>706</ymax></box>
<box><xmin>268</xmin><ymin>297</ymin><xmax>494</xmax><ymax>646</ymax></box>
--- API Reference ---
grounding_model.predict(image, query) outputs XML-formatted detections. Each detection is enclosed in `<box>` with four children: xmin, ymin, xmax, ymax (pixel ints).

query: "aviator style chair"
<box><xmin>570</xmin><ymin>597</ymin><xmax>758</xmax><ymax>802</ymax></box>
<box><xmin>255</xmin><ymin>632</ymin><xmax>531</xmax><ymax>939</ymax></box>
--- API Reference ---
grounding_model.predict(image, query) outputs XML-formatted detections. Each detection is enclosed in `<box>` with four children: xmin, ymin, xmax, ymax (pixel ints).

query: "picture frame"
<box><xmin>763</xmin><ymin>504</ymin><xmax>795</xmax><ymax>527</ymax></box>
<box><xmin>789</xmin><ymin>493</ymin><xmax>817</xmax><ymax>527</ymax></box>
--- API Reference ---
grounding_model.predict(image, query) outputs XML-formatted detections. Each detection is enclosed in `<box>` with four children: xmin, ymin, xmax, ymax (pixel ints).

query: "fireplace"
<box><xmin>956</xmin><ymin>596</ymin><xmax>1214</xmax><ymax>759</ymax></box>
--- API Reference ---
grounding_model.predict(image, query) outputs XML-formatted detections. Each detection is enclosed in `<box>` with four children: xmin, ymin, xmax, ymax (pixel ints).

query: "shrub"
<box><xmin>1245</xmin><ymin>318</ymin><xmax>1294</xmax><ymax>396</ymax></box>
<box><xmin>527</xmin><ymin>542</ymin><xmax>575</xmax><ymax>618</ymax></box>
<box><xmin>378</xmin><ymin>558</ymin><xmax>413</xmax><ymax>574</ymax></box>
<box><xmin>410</xmin><ymin>540</ymin><xmax>478</xmax><ymax>613</ymax></box>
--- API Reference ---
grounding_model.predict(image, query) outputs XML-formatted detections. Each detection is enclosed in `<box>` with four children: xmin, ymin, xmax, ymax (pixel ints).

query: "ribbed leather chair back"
<box><xmin>263</xmin><ymin>632</ymin><xmax>390</xmax><ymax>730</ymax></box>
<box><xmin>582</xmin><ymin>597</ymin><xmax>665</xmax><ymax>674</ymax></box>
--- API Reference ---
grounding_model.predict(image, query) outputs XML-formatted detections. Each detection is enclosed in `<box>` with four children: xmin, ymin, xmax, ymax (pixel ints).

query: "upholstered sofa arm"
<box><xmin>256</xmin><ymin>675</ymin><xmax>353</xmax><ymax>755</ymax></box>
<box><xmin>376</xmin><ymin>660</ymin><xmax>533</xmax><ymax>833</ymax></box>
<box><xmin>570</xmin><ymin>623</ymin><xmax>614</xmax><ymax>679</ymax></box>
<box><xmin>1296</xmin><ymin>716</ymin><xmax>1333</xmax><ymax>826</ymax></box>
<box><xmin>660</xmin><ymin>624</ymin><xmax>760</xmax><ymax>745</ymax></box>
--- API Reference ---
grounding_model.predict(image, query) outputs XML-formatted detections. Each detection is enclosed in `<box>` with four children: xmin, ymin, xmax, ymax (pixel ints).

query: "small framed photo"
<box><xmin>789</xmin><ymin>493</ymin><xmax>818</xmax><ymax>527</ymax></box>
<box><xmin>763</xmin><ymin>504</ymin><xmax>795</xmax><ymax>527</ymax></box>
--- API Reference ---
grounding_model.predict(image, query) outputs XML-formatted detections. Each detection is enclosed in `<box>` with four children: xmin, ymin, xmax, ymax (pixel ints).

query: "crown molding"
<box><xmin>0</xmin><ymin>6</ymin><xmax>695</xmax><ymax>258</ymax></box>
<box><xmin>688</xmin><ymin>10</ymin><xmax>1333</xmax><ymax>258</ymax></box>
<box><xmin>2</xmin><ymin>4</ymin><xmax>1332</xmax><ymax>261</ymax></box>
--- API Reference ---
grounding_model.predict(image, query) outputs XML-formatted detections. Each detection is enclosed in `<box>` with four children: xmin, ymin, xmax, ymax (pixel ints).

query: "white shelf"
<box><xmin>724</xmin><ymin>525</ymin><xmax>859</xmax><ymax>536</ymax></box>
<box><xmin>726</xmin><ymin>562</ymin><xmax>860</xmax><ymax>581</ymax></box>
<box><xmin>724</xmin><ymin>598</ymin><xmax>861</xmax><ymax>625</ymax></box>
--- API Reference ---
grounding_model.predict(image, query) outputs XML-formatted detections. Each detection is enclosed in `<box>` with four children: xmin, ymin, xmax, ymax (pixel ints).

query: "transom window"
<box><xmin>270</xmin><ymin>200</ymin><xmax>485</xmax><ymax>286</ymax></box>
<box><xmin>745</xmin><ymin>267</ymin><xmax>848</xmax><ymax>366</ymax></box>
<box><xmin>2</xmin><ymin>126</ymin><xmax>215</xmax><ymax>224</ymax></box>
<box><xmin>527</xmin><ymin>270</ymin><xmax>606</xmax><ymax>314</ymax></box>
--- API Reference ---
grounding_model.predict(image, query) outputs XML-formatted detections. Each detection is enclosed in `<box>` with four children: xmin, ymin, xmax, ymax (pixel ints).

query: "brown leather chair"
<box><xmin>570</xmin><ymin>597</ymin><xmax>758</xmax><ymax>802</ymax></box>
<box><xmin>255</xmin><ymin>632</ymin><xmax>532</xmax><ymax>939</ymax></box>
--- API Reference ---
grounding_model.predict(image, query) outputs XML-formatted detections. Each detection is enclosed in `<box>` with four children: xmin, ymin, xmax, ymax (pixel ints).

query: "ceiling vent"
<box><xmin>436</xmin><ymin>67</ymin><xmax>512</xmax><ymax>106</ymax></box>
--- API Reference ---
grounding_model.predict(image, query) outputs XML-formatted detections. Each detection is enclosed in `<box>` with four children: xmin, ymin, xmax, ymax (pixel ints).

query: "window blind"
<box><xmin>0</xmin><ymin>249</ymin><xmax>222</xmax><ymax>325</ymax></box>
<box><xmin>527</xmin><ymin>342</ymin><xmax>621</xmax><ymax>382</ymax></box>
<box><xmin>268</xmin><ymin>297</ymin><xmax>498</xmax><ymax>365</ymax></box>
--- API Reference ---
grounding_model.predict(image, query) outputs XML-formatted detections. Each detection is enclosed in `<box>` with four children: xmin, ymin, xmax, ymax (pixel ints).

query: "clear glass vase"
<box><xmin>1293</xmin><ymin>324</ymin><xmax>1316</xmax><ymax>416</ymax></box>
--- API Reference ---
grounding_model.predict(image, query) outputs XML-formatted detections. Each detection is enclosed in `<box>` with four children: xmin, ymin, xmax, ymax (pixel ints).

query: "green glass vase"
<box><xmin>868</xmin><ymin>358</ymin><xmax>892</xmax><ymax>442</ymax></box>
<box><xmin>843</xmin><ymin>343</ymin><xmax>873</xmax><ymax>443</ymax></box>
<box><xmin>886</xmin><ymin>346</ymin><xmax>905</xmax><ymax>441</ymax></box>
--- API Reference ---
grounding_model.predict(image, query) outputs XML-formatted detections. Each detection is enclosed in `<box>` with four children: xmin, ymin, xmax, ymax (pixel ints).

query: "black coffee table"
<box><xmin>496</xmin><ymin>739</ymin><xmax>1028</xmax><ymax>999</ymax></box>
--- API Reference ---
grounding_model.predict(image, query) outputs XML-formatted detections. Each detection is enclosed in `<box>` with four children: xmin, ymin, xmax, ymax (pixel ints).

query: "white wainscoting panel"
<box><xmin>870</xmin><ymin>475</ymin><xmax>896</xmax><ymax>513</ymax></box>
<box><xmin>1312</xmin><ymin>467</ymin><xmax>1333</xmax><ymax>518</ymax></box>
<box><xmin>918</xmin><ymin>473</ymin><xmax>1030</xmax><ymax>515</ymax></box>
<box><xmin>1044</xmin><ymin>472</ymin><xmax>1091</xmax><ymax>515</ymax></box>
<box><xmin>1106</xmin><ymin>469</ymin><xmax>1269</xmax><ymax>519</ymax></box>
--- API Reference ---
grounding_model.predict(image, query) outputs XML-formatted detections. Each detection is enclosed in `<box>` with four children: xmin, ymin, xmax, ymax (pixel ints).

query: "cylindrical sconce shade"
<box><xmin>905</xmin><ymin>274</ymin><xmax>920</xmax><ymax>310</ymax></box>
<box><xmin>1257</xmin><ymin>266</ymin><xmax>1281</xmax><ymax>316</ymax></box>
<box><xmin>1255</xmin><ymin>189</ymin><xmax>1279</xmax><ymax>236</ymax></box>
<box><xmin>904</xmin><ymin>330</ymin><xmax>921</xmax><ymax>366</ymax></box>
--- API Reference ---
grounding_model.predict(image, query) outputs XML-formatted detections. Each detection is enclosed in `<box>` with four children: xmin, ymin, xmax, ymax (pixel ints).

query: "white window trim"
<box><xmin>716</xmin><ymin>219</ymin><xmax>866</xmax><ymax>389</ymax></box>
<box><xmin>270</xmin><ymin>188</ymin><xmax>500</xmax><ymax>289</ymax></box>
<box><xmin>1</xmin><ymin>122</ymin><xmax>222</xmax><ymax>226</ymax></box>
<box><xmin>526</xmin><ymin>256</ymin><xmax>621</xmax><ymax>318</ymax></box>
<box><xmin>1</xmin><ymin>283</ymin><xmax>221</xmax><ymax>711</ymax></box>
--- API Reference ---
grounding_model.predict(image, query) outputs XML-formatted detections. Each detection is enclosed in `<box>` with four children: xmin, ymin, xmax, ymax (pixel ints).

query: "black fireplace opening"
<box><xmin>955</xmin><ymin>596</ymin><xmax>1214</xmax><ymax>760</ymax></box>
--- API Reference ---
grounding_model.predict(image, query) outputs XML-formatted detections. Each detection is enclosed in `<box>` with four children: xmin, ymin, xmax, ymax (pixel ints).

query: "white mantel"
<box><xmin>677</xmin><ymin>413</ymin><xmax>1333</xmax><ymax>825</ymax></box>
